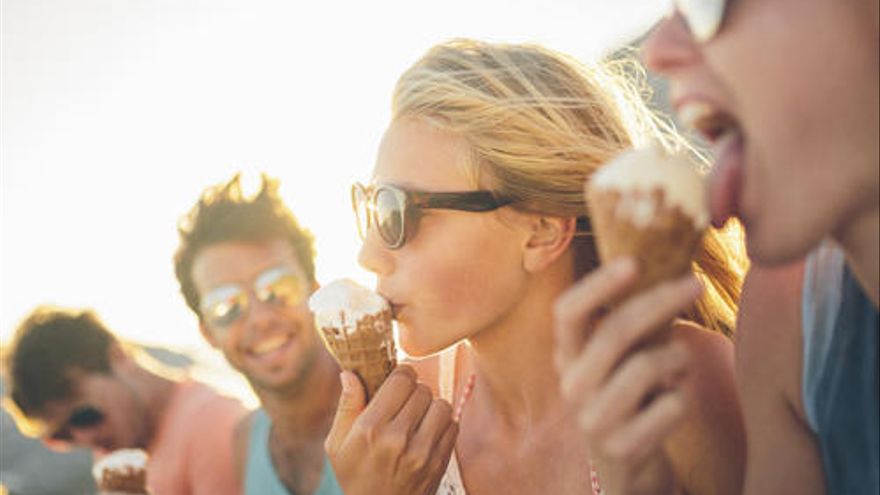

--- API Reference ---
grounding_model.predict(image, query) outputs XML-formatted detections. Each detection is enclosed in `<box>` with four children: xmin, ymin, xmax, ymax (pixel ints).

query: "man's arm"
<box><xmin>736</xmin><ymin>262</ymin><xmax>826</xmax><ymax>494</ymax></box>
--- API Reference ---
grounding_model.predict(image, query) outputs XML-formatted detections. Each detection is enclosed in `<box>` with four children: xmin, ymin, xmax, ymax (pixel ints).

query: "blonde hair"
<box><xmin>392</xmin><ymin>39</ymin><xmax>746</xmax><ymax>337</ymax></box>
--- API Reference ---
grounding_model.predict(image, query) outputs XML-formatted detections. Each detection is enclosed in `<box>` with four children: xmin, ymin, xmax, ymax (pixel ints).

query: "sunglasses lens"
<box><xmin>68</xmin><ymin>406</ymin><xmax>104</xmax><ymax>428</ymax></box>
<box><xmin>676</xmin><ymin>0</ymin><xmax>725</xmax><ymax>41</ymax></box>
<box><xmin>255</xmin><ymin>268</ymin><xmax>305</xmax><ymax>307</ymax></box>
<box><xmin>352</xmin><ymin>185</ymin><xmax>369</xmax><ymax>241</ymax></box>
<box><xmin>202</xmin><ymin>286</ymin><xmax>246</xmax><ymax>328</ymax></box>
<box><xmin>375</xmin><ymin>188</ymin><xmax>405</xmax><ymax>248</ymax></box>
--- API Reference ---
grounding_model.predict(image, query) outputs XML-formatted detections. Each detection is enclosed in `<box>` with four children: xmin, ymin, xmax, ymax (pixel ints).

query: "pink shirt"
<box><xmin>147</xmin><ymin>380</ymin><xmax>247</xmax><ymax>495</ymax></box>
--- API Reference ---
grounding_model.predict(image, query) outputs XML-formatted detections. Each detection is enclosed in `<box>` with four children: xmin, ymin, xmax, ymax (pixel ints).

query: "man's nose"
<box><xmin>243</xmin><ymin>295</ymin><xmax>278</xmax><ymax>331</ymax></box>
<box><xmin>69</xmin><ymin>426</ymin><xmax>104</xmax><ymax>450</ymax></box>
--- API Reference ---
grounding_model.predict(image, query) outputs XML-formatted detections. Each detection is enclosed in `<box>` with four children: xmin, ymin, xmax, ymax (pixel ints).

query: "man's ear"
<box><xmin>522</xmin><ymin>216</ymin><xmax>577</xmax><ymax>272</ymax></box>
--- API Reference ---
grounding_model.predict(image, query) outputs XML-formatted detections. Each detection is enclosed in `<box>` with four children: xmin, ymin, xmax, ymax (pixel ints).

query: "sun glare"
<box><xmin>1</xmin><ymin>0</ymin><xmax>666</xmax><ymax>402</ymax></box>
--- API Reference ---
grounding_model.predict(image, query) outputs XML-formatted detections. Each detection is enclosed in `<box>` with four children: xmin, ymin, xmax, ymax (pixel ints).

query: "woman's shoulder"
<box><xmin>667</xmin><ymin>320</ymin><xmax>745</xmax><ymax>494</ymax></box>
<box><xmin>669</xmin><ymin>319</ymin><xmax>737</xmax><ymax>408</ymax></box>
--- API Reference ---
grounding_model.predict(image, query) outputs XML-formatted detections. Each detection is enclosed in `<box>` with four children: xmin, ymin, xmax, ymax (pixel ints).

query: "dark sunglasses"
<box><xmin>674</xmin><ymin>0</ymin><xmax>730</xmax><ymax>42</ymax></box>
<box><xmin>199</xmin><ymin>265</ymin><xmax>307</xmax><ymax>330</ymax></box>
<box><xmin>48</xmin><ymin>405</ymin><xmax>105</xmax><ymax>442</ymax></box>
<box><xmin>351</xmin><ymin>182</ymin><xmax>514</xmax><ymax>250</ymax></box>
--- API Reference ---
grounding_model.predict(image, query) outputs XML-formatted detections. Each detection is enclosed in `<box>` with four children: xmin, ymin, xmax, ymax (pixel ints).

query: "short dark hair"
<box><xmin>174</xmin><ymin>174</ymin><xmax>316</xmax><ymax>318</ymax></box>
<box><xmin>6</xmin><ymin>306</ymin><xmax>118</xmax><ymax>417</ymax></box>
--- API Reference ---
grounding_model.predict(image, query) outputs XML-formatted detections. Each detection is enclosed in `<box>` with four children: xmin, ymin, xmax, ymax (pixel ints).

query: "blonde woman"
<box><xmin>324</xmin><ymin>39</ymin><xmax>745</xmax><ymax>495</ymax></box>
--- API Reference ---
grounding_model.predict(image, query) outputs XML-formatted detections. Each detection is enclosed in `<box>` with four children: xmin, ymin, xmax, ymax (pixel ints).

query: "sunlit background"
<box><xmin>2</xmin><ymin>0</ymin><xmax>669</xmax><ymax>405</ymax></box>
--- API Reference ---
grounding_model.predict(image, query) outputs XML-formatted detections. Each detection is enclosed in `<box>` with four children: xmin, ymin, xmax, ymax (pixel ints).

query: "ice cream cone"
<box><xmin>317</xmin><ymin>309</ymin><xmax>396</xmax><ymax>400</ymax></box>
<box><xmin>309</xmin><ymin>279</ymin><xmax>397</xmax><ymax>401</ymax></box>
<box><xmin>92</xmin><ymin>449</ymin><xmax>149</xmax><ymax>495</ymax></box>
<box><xmin>586</xmin><ymin>146</ymin><xmax>708</xmax><ymax>300</ymax></box>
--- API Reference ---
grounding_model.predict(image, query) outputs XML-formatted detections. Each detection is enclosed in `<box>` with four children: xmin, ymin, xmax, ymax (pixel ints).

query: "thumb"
<box><xmin>325</xmin><ymin>370</ymin><xmax>366</xmax><ymax>455</ymax></box>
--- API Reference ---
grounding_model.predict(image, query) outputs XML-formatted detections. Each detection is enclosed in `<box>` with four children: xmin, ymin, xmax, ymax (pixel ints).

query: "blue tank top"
<box><xmin>802</xmin><ymin>242</ymin><xmax>879</xmax><ymax>494</ymax></box>
<box><xmin>244</xmin><ymin>409</ymin><xmax>344</xmax><ymax>495</ymax></box>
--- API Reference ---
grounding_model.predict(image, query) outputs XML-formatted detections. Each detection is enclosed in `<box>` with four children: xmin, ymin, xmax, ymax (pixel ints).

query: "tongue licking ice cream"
<box><xmin>92</xmin><ymin>449</ymin><xmax>149</xmax><ymax>494</ymax></box>
<box><xmin>308</xmin><ymin>279</ymin><xmax>397</xmax><ymax>401</ymax></box>
<box><xmin>586</xmin><ymin>145</ymin><xmax>708</xmax><ymax>298</ymax></box>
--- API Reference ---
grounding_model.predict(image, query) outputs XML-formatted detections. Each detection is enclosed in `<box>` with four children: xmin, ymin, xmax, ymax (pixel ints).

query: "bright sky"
<box><xmin>1</xmin><ymin>0</ymin><xmax>666</xmax><ymax>399</ymax></box>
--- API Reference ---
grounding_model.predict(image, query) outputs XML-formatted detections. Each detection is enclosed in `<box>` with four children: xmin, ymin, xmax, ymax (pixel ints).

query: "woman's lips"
<box><xmin>390</xmin><ymin>303</ymin><xmax>404</xmax><ymax>320</ymax></box>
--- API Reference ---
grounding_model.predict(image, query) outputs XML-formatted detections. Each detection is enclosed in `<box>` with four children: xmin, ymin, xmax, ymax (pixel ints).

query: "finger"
<box><xmin>553</xmin><ymin>258</ymin><xmax>637</xmax><ymax>368</ymax></box>
<box><xmin>603</xmin><ymin>389</ymin><xmax>689</xmax><ymax>466</ymax></box>
<box><xmin>325</xmin><ymin>370</ymin><xmax>367</xmax><ymax>455</ymax></box>
<box><xmin>410</xmin><ymin>398</ymin><xmax>454</xmax><ymax>450</ymax></box>
<box><xmin>390</xmin><ymin>383</ymin><xmax>433</xmax><ymax>435</ymax></box>
<box><xmin>561</xmin><ymin>275</ymin><xmax>700</xmax><ymax>400</ymax></box>
<box><xmin>429</xmin><ymin>421</ymin><xmax>460</xmax><ymax>473</ymax></box>
<box><xmin>357</xmin><ymin>365</ymin><xmax>418</xmax><ymax>425</ymax></box>
<box><xmin>577</xmin><ymin>341</ymin><xmax>690</xmax><ymax>440</ymax></box>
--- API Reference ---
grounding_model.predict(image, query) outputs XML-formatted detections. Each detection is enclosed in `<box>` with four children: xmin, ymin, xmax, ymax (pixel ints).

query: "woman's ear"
<box><xmin>522</xmin><ymin>216</ymin><xmax>577</xmax><ymax>272</ymax></box>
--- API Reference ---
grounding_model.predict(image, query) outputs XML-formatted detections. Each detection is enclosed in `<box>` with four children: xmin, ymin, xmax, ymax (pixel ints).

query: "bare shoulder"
<box><xmin>736</xmin><ymin>261</ymin><xmax>806</xmax><ymax>411</ymax></box>
<box><xmin>735</xmin><ymin>261</ymin><xmax>826</xmax><ymax>494</ymax></box>
<box><xmin>665</xmin><ymin>321</ymin><xmax>744</xmax><ymax>495</ymax></box>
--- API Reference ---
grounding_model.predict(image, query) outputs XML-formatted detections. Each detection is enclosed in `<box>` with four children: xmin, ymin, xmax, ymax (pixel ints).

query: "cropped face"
<box><xmin>191</xmin><ymin>239</ymin><xmax>322</xmax><ymax>394</ymax></box>
<box><xmin>38</xmin><ymin>370</ymin><xmax>149</xmax><ymax>453</ymax></box>
<box><xmin>357</xmin><ymin>117</ymin><xmax>532</xmax><ymax>357</ymax></box>
<box><xmin>644</xmin><ymin>0</ymin><xmax>879</xmax><ymax>264</ymax></box>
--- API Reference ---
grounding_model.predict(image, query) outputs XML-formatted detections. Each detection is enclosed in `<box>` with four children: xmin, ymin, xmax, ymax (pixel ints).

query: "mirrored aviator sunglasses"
<box><xmin>351</xmin><ymin>182</ymin><xmax>514</xmax><ymax>250</ymax></box>
<box><xmin>200</xmin><ymin>266</ymin><xmax>307</xmax><ymax>329</ymax></box>
<box><xmin>49</xmin><ymin>405</ymin><xmax>105</xmax><ymax>442</ymax></box>
<box><xmin>674</xmin><ymin>0</ymin><xmax>729</xmax><ymax>42</ymax></box>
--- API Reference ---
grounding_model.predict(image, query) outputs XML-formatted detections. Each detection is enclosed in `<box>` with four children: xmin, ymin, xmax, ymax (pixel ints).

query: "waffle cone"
<box><xmin>587</xmin><ymin>186</ymin><xmax>704</xmax><ymax>300</ymax></box>
<box><xmin>317</xmin><ymin>309</ymin><xmax>396</xmax><ymax>401</ymax></box>
<box><xmin>97</xmin><ymin>468</ymin><xmax>148</xmax><ymax>494</ymax></box>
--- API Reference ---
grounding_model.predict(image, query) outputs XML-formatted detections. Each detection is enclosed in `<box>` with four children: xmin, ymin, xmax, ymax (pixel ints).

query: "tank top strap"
<box><xmin>801</xmin><ymin>240</ymin><xmax>846</xmax><ymax>432</ymax></box>
<box><xmin>439</xmin><ymin>344</ymin><xmax>460</xmax><ymax>403</ymax></box>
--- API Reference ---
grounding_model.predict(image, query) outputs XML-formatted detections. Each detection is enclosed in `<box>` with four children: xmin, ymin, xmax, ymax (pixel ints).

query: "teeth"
<box><xmin>677</xmin><ymin>101</ymin><xmax>715</xmax><ymax>130</ymax></box>
<box><xmin>677</xmin><ymin>101</ymin><xmax>739</xmax><ymax>143</ymax></box>
<box><xmin>250</xmin><ymin>334</ymin><xmax>291</xmax><ymax>355</ymax></box>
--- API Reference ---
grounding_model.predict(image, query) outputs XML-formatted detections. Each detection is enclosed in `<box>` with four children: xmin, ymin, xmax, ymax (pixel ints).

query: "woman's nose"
<box><xmin>642</xmin><ymin>11</ymin><xmax>702</xmax><ymax>76</ymax></box>
<box><xmin>357</xmin><ymin>227</ymin><xmax>394</xmax><ymax>277</ymax></box>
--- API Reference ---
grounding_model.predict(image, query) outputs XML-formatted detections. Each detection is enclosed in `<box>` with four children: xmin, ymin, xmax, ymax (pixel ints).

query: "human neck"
<box><xmin>467</xmin><ymin>267</ymin><xmax>571</xmax><ymax>432</ymax></box>
<box><xmin>133</xmin><ymin>366</ymin><xmax>178</xmax><ymax>450</ymax></box>
<box><xmin>835</xmin><ymin>202</ymin><xmax>880</xmax><ymax>307</ymax></box>
<box><xmin>256</xmin><ymin>350</ymin><xmax>341</xmax><ymax>447</ymax></box>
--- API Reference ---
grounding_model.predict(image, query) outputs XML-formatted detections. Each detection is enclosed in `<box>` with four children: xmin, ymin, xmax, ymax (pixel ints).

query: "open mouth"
<box><xmin>677</xmin><ymin>101</ymin><xmax>746</xmax><ymax>228</ymax></box>
<box><xmin>677</xmin><ymin>101</ymin><xmax>741</xmax><ymax>145</ymax></box>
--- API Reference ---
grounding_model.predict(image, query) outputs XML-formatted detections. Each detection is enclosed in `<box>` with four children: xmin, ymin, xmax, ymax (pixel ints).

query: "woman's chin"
<box><xmin>399</xmin><ymin>331</ymin><xmax>446</xmax><ymax>359</ymax></box>
<box><xmin>400</xmin><ymin>339</ymin><xmax>435</xmax><ymax>359</ymax></box>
